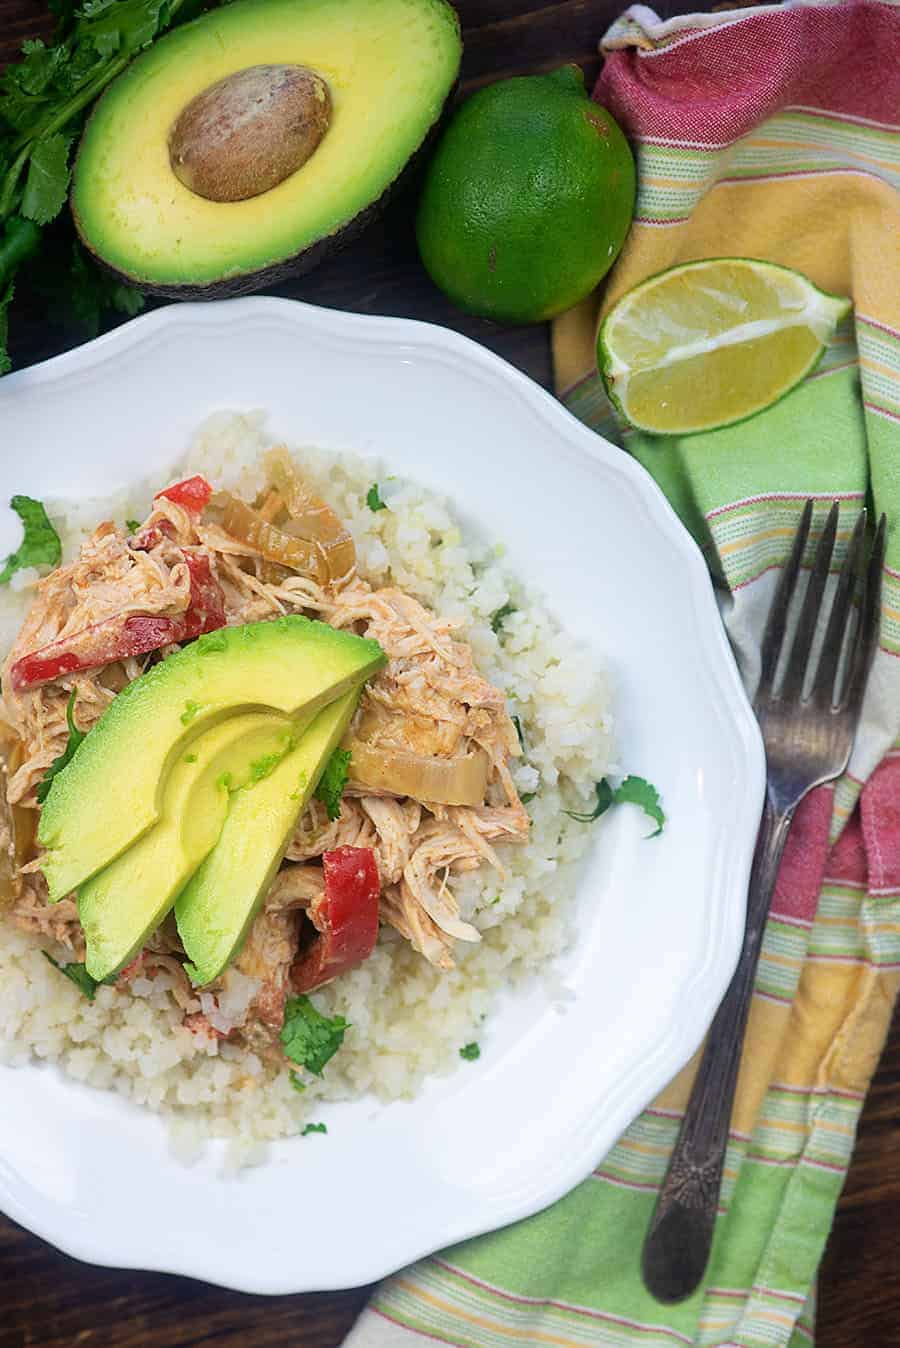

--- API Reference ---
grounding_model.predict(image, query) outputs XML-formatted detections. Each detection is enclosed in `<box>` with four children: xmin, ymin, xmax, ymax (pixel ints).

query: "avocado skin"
<box><xmin>72</xmin><ymin>101</ymin><xmax>455</xmax><ymax>301</ymax></box>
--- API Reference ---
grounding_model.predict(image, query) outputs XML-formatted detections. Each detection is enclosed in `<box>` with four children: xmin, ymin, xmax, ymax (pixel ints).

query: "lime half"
<box><xmin>598</xmin><ymin>258</ymin><xmax>851</xmax><ymax>435</ymax></box>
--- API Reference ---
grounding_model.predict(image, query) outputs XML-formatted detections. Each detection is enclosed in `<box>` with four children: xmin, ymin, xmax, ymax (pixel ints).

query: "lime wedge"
<box><xmin>598</xmin><ymin>258</ymin><xmax>851</xmax><ymax>435</ymax></box>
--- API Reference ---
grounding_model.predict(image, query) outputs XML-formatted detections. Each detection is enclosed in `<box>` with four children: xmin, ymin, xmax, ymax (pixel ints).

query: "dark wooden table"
<box><xmin>2</xmin><ymin>3</ymin><xmax>899</xmax><ymax>1344</ymax></box>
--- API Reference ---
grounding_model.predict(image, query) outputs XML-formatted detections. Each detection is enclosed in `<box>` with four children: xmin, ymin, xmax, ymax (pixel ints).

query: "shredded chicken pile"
<box><xmin>0</xmin><ymin>462</ymin><xmax>529</xmax><ymax>1044</ymax></box>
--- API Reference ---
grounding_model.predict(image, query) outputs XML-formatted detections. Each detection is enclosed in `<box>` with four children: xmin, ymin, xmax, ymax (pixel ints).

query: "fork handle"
<box><xmin>641</xmin><ymin>796</ymin><xmax>793</xmax><ymax>1304</ymax></box>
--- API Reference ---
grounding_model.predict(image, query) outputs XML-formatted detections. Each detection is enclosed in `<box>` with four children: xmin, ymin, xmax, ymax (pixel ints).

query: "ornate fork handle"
<box><xmin>641</xmin><ymin>797</ymin><xmax>793</xmax><ymax>1303</ymax></box>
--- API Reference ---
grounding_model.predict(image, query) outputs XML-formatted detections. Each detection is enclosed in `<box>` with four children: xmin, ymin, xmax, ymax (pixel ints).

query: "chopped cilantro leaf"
<box><xmin>490</xmin><ymin>602</ymin><xmax>516</xmax><ymax>634</ymax></box>
<box><xmin>520</xmin><ymin>791</ymin><xmax>536</xmax><ymax>805</ymax></box>
<box><xmin>314</xmin><ymin>747</ymin><xmax>351</xmax><ymax>822</ymax></box>
<box><xmin>249</xmin><ymin>749</ymin><xmax>284</xmax><ymax>784</ymax></box>
<box><xmin>0</xmin><ymin>495</ymin><xmax>61</xmax><ymax>584</ymax></box>
<box><xmin>36</xmin><ymin>689</ymin><xmax>85</xmax><ymax>803</ymax></box>
<box><xmin>613</xmin><ymin>775</ymin><xmax>666</xmax><ymax>837</ymax></box>
<box><xmin>180</xmin><ymin>699</ymin><xmax>201</xmax><ymax>724</ymax></box>
<box><xmin>301</xmin><ymin>1122</ymin><xmax>328</xmax><ymax>1136</ymax></box>
<box><xmin>280</xmin><ymin>994</ymin><xmax>349</xmax><ymax>1076</ymax></box>
<box><xmin>288</xmin><ymin>1070</ymin><xmax>306</xmax><ymax>1093</ymax></box>
<box><xmin>565</xmin><ymin>775</ymin><xmax>665</xmax><ymax>837</ymax></box>
<box><xmin>564</xmin><ymin>779</ymin><xmax>615</xmax><ymax>823</ymax></box>
<box><xmin>20</xmin><ymin>133</ymin><xmax>73</xmax><ymax>226</ymax></box>
<box><xmin>125</xmin><ymin>518</ymin><xmax>140</xmax><ymax>533</ymax></box>
<box><xmin>366</xmin><ymin>483</ymin><xmax>387</xmax><ymax>512</ymax></box>
<box><xmin>183</xmin><ymin>752</ymin><xmax>197</xmax><ymax>764</ymax></box>
<box><xmin>43</xmin><ymin>951</ymin><xmax>98</xmax><ymax>1000</ymax></box>
<box><xmin>459</xmin><ymin>1042</ymin><xmax>480</xmax><ymax>1061</ymax></box>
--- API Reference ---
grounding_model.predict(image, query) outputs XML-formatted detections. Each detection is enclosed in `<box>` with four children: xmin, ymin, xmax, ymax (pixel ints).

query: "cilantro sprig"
<box><xmin>43</xmin><ymin>950</ymin><xmax>99</xmax><ymax>999</ymax></box>
<box><xmin>0</xmin><ymin>494</ymin><xmax>61</xmax><ymax>584</ymax></box>
<box><xmin>0</xmin><ymin>0</ymin><xmax>209</xmax><ymax>373</ymax></box>
<box><xmin>314</xmin><ymin>747</ymin><xmax>351</xmax><ymax>822</ymax></box>
<box><xmin>565</xmin><ymin>775</ymin><xmax>665</xmax><ymax>838</ymax></box>
<box><xmin>280</xmin><ymin>994</ymin><xmax>349</xmax><ymax>1076</ymax></box>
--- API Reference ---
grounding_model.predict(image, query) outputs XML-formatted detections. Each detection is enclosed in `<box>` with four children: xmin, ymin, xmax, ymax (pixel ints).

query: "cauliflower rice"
<box><xmin>0</xmin><ymin>410</ymin><xmax>612</xmax><ymax>1168</ymax></box>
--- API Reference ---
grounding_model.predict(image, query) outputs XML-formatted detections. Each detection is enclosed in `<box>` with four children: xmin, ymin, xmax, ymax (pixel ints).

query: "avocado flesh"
<box><xmin>79</xmin><ymin>710</ymin><xmax>298</xmax><ymax>981</ymax></box>
<box><xmin>175</xmin><ymin>688</ymin><xmax>359</xmax><ymax>986</ymax></box>
<box><xmin>39</xmin><ymin>617</ymin><xmax>385</xmax><ymax>901</ymax></box>
<box><xmin>71</xmin><ymin>0</ymin><xmax>461</xmax><ymax>296</ymax></box>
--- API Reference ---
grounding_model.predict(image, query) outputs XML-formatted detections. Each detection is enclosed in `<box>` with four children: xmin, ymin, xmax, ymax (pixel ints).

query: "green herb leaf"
<box><xmin>44</xmin><ymin>242</ymin><xmax>144</xmax><ymax>340</ymax></box>
<box><xmin>280</xmin><ymin>994</ymin><xmax>349</xmax><ymax>1076</ymax></box>
<box><xmin>563</xmin><ymin>779</ymin><xmax>615</xmax><ymax>824</ymax></box>
<box><xmin>511</xmin><ymin>714</ymin><xmax>525</xmax><ymax>752</ymax></box>
<box><xmin>564</xmin><ymin>775</ymin><xmax>665</xmax><ymax>837</ymax></box>
<box><xmin>459</xmin><ymin>1042</ymin><xmax>480</xmax><ymax>1061</ymax></box>
<box><xmin>180</xmin><ymin>699</ymin><xmax>201</xmax><ymax>725</ymax></box>
<box><xmin>36</xmin><ymin>688</ymin><xmax>86</xmax><ymax>803</ymax></box>
<box><xmin>490</xmin><ymin>602</ymin><xmax>515</xmax><ymax>634</ymax></box>
<box><xmin>0</xmin><ymin>278</ymin><xmax>13</xmax><ymax>377</ymax></box>
<box><xmin>520</xmin><ymin>791</ymin><xmax>536</xmax><ymax>805</ymax></box>
<box><xmin>0</xmin><ymin>494</ymin><xmax>61</xmax><ymax>585</ymax></box>
<box><xmin>43</xmin><ymin>950</ymin><xmax>98</xmax><ymax>1000</ymax></box>
<box><xmin>314</xmin><ymin>747</ymin><xmax>351</xmax><ymax>822</ymax></box>
<box><xmin>301</xmin><ymin>1122</ymin><xmax>328</xmax><ymax>1136</ymax></box>
<box><xmin>366</xmin><ymin>483</ymin><xmax>387</xmax><ymax>512</ymax></box>
<box><xmin>125</xmin><ymin>519</ymin><xmax>140</xmax><ymax>533</ymax></box>
<box><xmin>248</xmin><ymin>749</ymin><xmax>285</xmax><ymax>784</ymax></box>
<box><xmin>612</xmin><ymin>775</ymin><xmax>666</xmax><ymax>838</ymax></box>
<box><xmin>21</xmin><ymin>133</ymin><xmax>72</xmax><ymax>225</ymax></box>
<box><xmin>288</xmin><ymin>1070</ymin><xmax>306</xmax><ymax>1093</ymax></box>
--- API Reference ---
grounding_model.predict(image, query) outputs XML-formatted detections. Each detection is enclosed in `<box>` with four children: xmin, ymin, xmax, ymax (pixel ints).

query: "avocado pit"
<box><xmin>168</xmin><ymin>64</ymin><xmax>331</xmax><ymax>203</ymax></box>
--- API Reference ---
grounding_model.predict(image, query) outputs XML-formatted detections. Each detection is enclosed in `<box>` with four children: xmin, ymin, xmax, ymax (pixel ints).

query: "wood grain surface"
<box><xmin>2</xmin><ymin>2</ymin><xmax>899</xmax><ymax>1344</ymax></box>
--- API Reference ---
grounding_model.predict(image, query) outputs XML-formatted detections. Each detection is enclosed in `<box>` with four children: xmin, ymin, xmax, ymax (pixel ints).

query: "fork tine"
<box><xmin>841</xmin><ymin>512</ymin><xmax>886</xmax><ymax>713</ymax></box>
<box><xmin>780</xmin><ymin>501</ymin><xmax>839</xmax><ymax>702</ymax></box>
<box><xmin>813</xmin><ymin>509</ymin><xmax>867</xmax><ymax>706</ymax></box>
<box><xmin>756</xmin><ymin>498</ymin><xmax>813</xmax><ymax>705</ymax></box>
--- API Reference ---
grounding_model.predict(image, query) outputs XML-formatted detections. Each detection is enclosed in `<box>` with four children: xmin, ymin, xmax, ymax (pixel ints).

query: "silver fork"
<box><xmin>642</xmin><ymin>498</ymin><xmax>886</xmax><ymax>1305</ymax></box>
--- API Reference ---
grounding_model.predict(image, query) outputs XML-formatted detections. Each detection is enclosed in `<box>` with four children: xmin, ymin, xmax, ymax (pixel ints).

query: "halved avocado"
<box><xmin>39</xmin><ymin>616</ymin><xmax>385</xmax><ymax>901</ymax></box>
<box><xmin>71</xmin><ymin>0</ymin><xmax>462</xmax><ymax>298</ymax></box>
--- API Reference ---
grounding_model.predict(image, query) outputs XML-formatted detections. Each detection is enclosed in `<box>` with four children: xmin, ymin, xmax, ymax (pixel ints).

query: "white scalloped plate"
<box><xmin>0</xmin><ymin>298</ymin><xmax>764</xmax><ymax>1293</ymax></box>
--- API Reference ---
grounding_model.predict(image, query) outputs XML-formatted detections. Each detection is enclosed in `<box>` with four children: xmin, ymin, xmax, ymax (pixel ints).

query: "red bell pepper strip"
<box><xmin>155</xmin><ymin>475</ymin><xmax>213</xmax><ymax>515</ymax></box>
<box><xmin>9</xmin><ymin>551</ymin><xmax>226</xmax><ymax>691</ymax></box>
<box><xmin>292</xmin><ymin>846</ymin><xmax>380</xmax><ymax>994</ymax></box>
<box><xmin>131</xmin><ymin>476</ymin><xmax>214</xmax><ymax>549</ymax></box>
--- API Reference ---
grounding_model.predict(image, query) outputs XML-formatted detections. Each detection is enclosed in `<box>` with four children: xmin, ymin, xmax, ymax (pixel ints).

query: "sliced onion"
<box><xmin>216</xmin><ymin>493</ymin><xmax>328</xmax><ymax>583</ymax></box>
<box><xmin>264</xmin><ymin>449</ymin><xmax>356</xmax><ymax>583</ymax></box>
<box><xmin>346</xmin><ymin>738</ymin><xmax>489</xmax><ymax>806</ymax></box>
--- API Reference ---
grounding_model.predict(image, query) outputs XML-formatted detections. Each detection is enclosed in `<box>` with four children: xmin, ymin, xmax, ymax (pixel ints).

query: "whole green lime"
<box><xmin>415</xmin><ymin>66</ymin><xmax>635</xmax><ymax>324</ymax></box>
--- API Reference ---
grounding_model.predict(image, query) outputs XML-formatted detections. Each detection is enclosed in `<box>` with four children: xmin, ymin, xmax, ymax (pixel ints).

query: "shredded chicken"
<box><xmin>0</xmin><ymin>454</ymin><xmax>531</xmax><ymax>1043</ymax></box>
<box><xmin>8</xmin><ymin>874</ymin><xmax>84</xmax><ymax>956</ymax></box>
<box><xmin>233</xmin><ymin>903</ymin><xmax>303</xmax><ymax>1030</ymax></box>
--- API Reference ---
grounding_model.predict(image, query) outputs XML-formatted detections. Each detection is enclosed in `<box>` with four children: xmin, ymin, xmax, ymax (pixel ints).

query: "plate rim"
<box><xmin>0</xmin><ymin>297</ymin><xmax>765</xmax><ymax>1293</ymax></box>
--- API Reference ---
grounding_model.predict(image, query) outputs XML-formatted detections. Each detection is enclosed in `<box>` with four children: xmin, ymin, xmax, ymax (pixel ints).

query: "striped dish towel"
<box><xmin>346</xmin><ymin>3</ymin><xmax>900</xmax><ymax>1343</ymax></box>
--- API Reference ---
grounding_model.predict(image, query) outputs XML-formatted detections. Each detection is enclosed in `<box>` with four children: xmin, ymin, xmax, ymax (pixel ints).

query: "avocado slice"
<box><xmin>175</xmin><ymin>688</ymin><xmax>359</xmax><ymax>986</ymax></box>
<box><xmin>39</xmin><ymin>617</ymin><xmax>385</xmax><ymax>901</ymax></box>
<box><xmin>71</xmin><ymin>0</ymin><xmax>461</xmax><ymax>297</ymax></box>
<box><xmin>78</xmin><ymin>711</ymin><xmax>300</xmax><ymax>981</ymax></box>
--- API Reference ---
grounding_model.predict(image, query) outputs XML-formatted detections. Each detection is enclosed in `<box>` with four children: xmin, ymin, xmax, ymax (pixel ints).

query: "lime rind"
<box><xmin>596</xmin><ymin>257</ymin><xmax>852</xmax><ymax>437</ymax></box>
